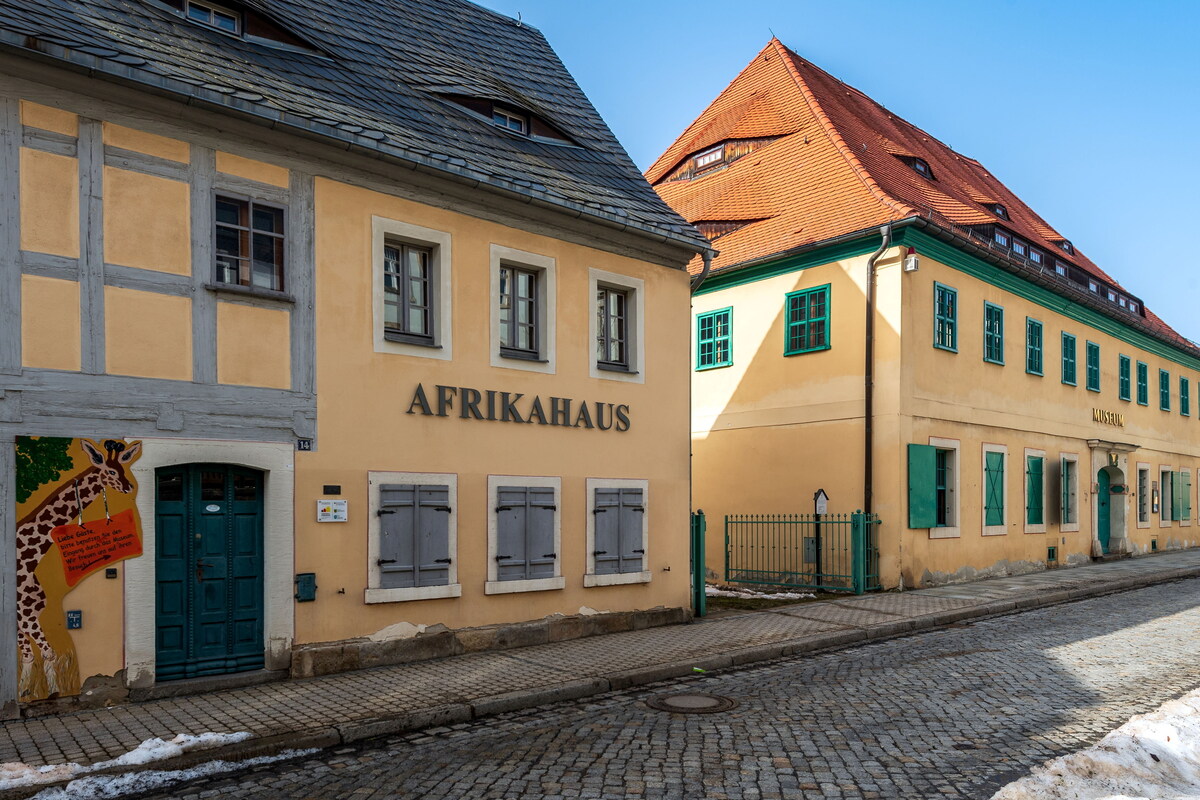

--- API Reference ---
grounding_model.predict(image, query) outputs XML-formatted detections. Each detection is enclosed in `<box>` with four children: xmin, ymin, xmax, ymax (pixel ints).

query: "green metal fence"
<box><xmin>724</xmin><ymin>511</ymin><xmax>882</xmax><ymax>594</ymax></box>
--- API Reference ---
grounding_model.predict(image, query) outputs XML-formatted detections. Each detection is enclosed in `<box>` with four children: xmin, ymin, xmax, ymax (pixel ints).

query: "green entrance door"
<box><xmin>156</xmin><ymin>465</ymin><xmax>265</xmax><ymax>681</ymax></box>
<box><xmin>1096</xmin><ymin>469</ymin><xmax>1111</xmax><ymax>555</ymax></box>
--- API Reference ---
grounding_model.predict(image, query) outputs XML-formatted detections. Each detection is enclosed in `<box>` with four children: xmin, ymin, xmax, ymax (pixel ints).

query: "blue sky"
<box><xmin>479</xmin><ymin>0</ymin><xmax>1200</xmax><ymax>345</ymax></box>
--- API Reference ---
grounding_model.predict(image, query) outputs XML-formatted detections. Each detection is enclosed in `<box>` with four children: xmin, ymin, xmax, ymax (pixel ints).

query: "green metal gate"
<box><xmin>725</xmin><ymin>511</ymin><xmax>881</xmax><ymax>594</ymax></box>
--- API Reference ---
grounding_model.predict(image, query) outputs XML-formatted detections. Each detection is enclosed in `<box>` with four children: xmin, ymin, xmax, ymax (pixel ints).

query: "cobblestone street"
<box><xmin>128</xmin><ymin>578</ymin><xmax>1200</xmax><ymax>800</ymax></box>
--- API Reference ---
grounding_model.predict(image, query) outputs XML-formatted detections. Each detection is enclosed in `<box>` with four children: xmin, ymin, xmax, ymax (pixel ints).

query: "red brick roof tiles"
<box><xmin>650</xmin><ymin>38</ymin><xmax>1194</xmax><ymax>352</ymax></box>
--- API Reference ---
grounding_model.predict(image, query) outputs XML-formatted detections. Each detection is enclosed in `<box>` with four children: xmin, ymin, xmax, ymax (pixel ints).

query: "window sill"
<box><xmin>206</xmin><ymin>282</ymin><xmax>295</xmax><ymax>304</ymax></box>
<box><xmin>597</xmin><ymin>362</ymin><xmax>636</xmax><ymax>374</ymax></box>
<box><xmin>1027</xmin><ymin>371</ymin><xmax>1044</xmax><ymax>377</ymax></box>
<box><xmin>500</xmin><ymin>350</ymin><xmax>548</xmax><ymax>364</ymax></box>
<box><xmin>1023</xmin><ymin>524</ymin><xmax>1047</xmax><ymax>534</ymax></box>
<box><xmin>929</xmin><ymin>526</ymin><xmax>960</xmax><ymax>540</ymax></box>
<box><xmin>583</xmin><ymin>571</ymin><xmax>651</xmax><ymax>587</ymax></box>
<box><xmin>933</xmin><ymin>344</ymin><xmax>957</xmax><ymax>354</ymax></box>
<box><xmin>695</xmin><ymin>362</ymin><xmax>733</xmax><ymax>372</ymax></box>
<box><xmin>1061</xmin><ymin>523</ymin><xmax>1080</xmax><ymax>533</ymax></box>
<box><xmin>784</xmin><ymin>346</ymin><xmax>831</xmax><ymax>357</ymax></box>
<box><xmin>982</xmin><ymin>525</ymin><xmax>1007</xmax><ymax>536</ymax></box>
<box><xmin>383</xmin><ymin>331</ymin><xmax>440</xmax><ymax>348</ymax></box>
<box><xmin>485</xmin><ymin>576</ymin><xmax>564</xmax><ymax>595</ymax></box>
<box><xmin>365</xmin><ymin>584</ymin><xmax>461</xmax><ymax>604</ymax></box>
<box><xmin>983</xmin><ymin>359</ymin><xmax>1005</xmax><ymax>366</ymax></box>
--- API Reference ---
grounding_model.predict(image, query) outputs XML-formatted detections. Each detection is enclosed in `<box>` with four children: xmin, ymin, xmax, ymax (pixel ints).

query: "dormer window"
<box><xmin>186</xmin><ymin>0</ymin><xmax>241</xmax><ymax>34</ymax></box>
<box><xmin>987</xmin><ymin>203</ymin><xmax>1009</xmax><ymax>219</ymax></box>
<box><xmin>994</xmin><ymin>229</ymin><xmax>1009</xmax><ymax>247</ymax></box>
<box><xmin>694</xmin><ymin>146</ymin><xmax>725</xmax><ymax>170</ymax></box>
<box><xmin>492</xmin><ymin>107</ymin><xmax>528</xmax><ymax>134</ymax></box>
<box><xmin>1012</xmin><ymin>238</ymin><xmax>1026</xmax><ymax>257</ymax></box>
<box><xmin>1089</xmin><ymin>280</ymin><xmax>1099</xmax><ymax>293</ymax></box>
<box><xmin>903</xmin><ymin>156</ymin><xmax>934</xmax><ymax>179</ymax></box>
<box><xmin>1029</xmin><ymin>248</ymin><xmax>1043</xmax><ymax>265</ymax></box>
<box><xmin>1057</xmin><ymin>240</ymin><xmax>1074</xmax><ymax>254</ymax></box>
<box><xmin>1054</xmin><ymin>261</ymin><xmax>1067</xmax><ymax>277</ymax></box>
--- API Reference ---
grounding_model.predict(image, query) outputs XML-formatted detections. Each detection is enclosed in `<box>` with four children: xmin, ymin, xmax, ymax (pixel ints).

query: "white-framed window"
<box><xmin>366</xmin><ymin>471</ymin><xmax>460</xmax><ymax>603</ymax></box>
<box><xmin>1059</xmin><ymin>453</ymin><xmax>1080</xmax><ymax>533</ymax></box>
<box><xmin>982</xmin><ymin>443</ymin><xmax>1008</xmax><ymax>535</ymax></box>
<box><xmin>584</xmin><ymin>478</ymin><xmax>650</xmax><ymax>586</ymax></box>
<box><xmin>490</xmin><ymin>245</ymin><xmax>556</xmax><ymax>374</ymax></box>
<box><xmin>486</xmin><ymin>475</ymin><xmax>564</xmax><ymax>595</ymax></box>
<box><xmin>1024</xmin><ymin>448</ymin><xmax>1047</xmax><ymax>534</ymax></box>
<box><xmin>186</xmin><ymin>0</ymin><xmax>241</xmax><ymax>34</ymax></box>
<box><xmin>588</xmin><ymin>268</ymin><xmax>645</xmax><ymax>383</ymax></box>
<box><xmin>1161</xmin><ymin>467</ymin><xmax>1174</xmax><ymax>526</ymax></box>
<box><xmin>372</xmin><ymin>217</ymin><xmax>453</xmax><ymax>360</ymax></box>
<box><xmin>1136</xmin><ymin>462</ymin><xmax>1151</xmax><ymax>528</ymax></box>
<box><xmin>929</xmin><ymin>437</ymin><xmax>960</xmax><ymax>539</ymax></box>
<box><xmin>694</xmin><ymin>145</ymin><xmax>724</xmax><ymax>169</ymax></box>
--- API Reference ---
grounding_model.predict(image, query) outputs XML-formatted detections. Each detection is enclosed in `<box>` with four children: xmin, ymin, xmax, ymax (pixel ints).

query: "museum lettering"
<box><xmin>406</xmin><ymin>383</ymin><xmax>631</xmax><ymax>431</ymax></box>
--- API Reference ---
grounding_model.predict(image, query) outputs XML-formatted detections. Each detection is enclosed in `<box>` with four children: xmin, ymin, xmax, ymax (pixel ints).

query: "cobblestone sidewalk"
<box><xmin>3</xmin><ymin>549</ymin><xmax>1200</xmax><ymax>794</ymax></box>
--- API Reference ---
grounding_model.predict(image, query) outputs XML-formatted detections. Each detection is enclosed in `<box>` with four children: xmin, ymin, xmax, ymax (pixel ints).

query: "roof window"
<box><xmin>1057</xmin><ymin>240</ymin><xmax>1074</xmax><ymax>254</ymax></box>
<box><xmin>492</xmin><ymin>107</ymin><xmax>528</xmax><ymax>134</ymax></box>
<box><xmin>987</xmin><ymin>203</ymin><xmax>1009</xmax><ymax>219</ymax></box>
<box><xmin>898</xmin><ymin>155</ymin><xmax>934</xmax><ymax>180</ymax></box>
<box><xmin>694</xmin><ymin>145</ymin><xmax>725</xmax><ymax>171</ymax></box>
<box><xmin>185</xmin><ymin>0</ymin><xmax>241</xmax><ymax>34</ymax></box>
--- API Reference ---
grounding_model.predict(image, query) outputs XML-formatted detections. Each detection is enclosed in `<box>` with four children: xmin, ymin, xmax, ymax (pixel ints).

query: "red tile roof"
<box><xmin>649</xmin><ymin>39</ymin><xmax>1195</xmax><ymax>353</ymax></box>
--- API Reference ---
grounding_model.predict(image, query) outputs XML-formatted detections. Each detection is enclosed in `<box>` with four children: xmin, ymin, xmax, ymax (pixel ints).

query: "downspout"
<box><xmin>690</xmin><ymin>250</ymin><xmax>714</xmax><ymax>295</ymax></box>
<box><xmin>688</xmin><ymin>248</ymin><xmax>714</xmax><ymax>614</ymax></box>
<box><xmin>864</xmin><ymin>225</ymin><xmax>892</xmax><ymax>517</ymax></box>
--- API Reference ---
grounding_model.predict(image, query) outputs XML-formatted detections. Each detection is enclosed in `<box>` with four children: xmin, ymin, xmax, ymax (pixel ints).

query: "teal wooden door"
<box><xmin>156</xmin><ymin>465</ymin><xmax>265</xmax><ymax>681</ymax></box>
<box><xmin>1096</xmin><ymin>469</ymin><xmax>1111</xmax><ymax>554</ymax></box>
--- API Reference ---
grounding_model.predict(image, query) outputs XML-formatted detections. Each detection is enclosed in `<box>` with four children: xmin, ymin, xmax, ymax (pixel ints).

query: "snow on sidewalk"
<box><xmin>705</xmin><ymin>586</ymin><xmax>816</xmax><ymax>601</ymax></box>
<box><xmin>991</xmin><ymin>687</ymin><xmax>1200</xmax><ymax>800</ymax></box>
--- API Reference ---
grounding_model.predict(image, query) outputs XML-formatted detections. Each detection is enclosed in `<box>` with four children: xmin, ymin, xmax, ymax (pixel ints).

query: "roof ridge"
<box><xmin>770</xmin><ymin>38</ymin><xmax>915</xmax><ymax>221</ymax></box>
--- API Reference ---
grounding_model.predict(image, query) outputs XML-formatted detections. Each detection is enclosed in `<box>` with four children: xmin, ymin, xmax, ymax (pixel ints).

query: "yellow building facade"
<box><xmin>655</xmin><ymin>40</ymin><xmax>1200</xmax><ymax>591</ymax></box>
<box><xmin>1</xmin><ymin>1</ymin><xmax>706</xmax><ymax>713</ymax></box>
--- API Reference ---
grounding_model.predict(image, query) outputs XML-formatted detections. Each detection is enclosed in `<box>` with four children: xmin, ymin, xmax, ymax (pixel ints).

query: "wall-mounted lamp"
<box><xmin>903</xmin><ymin>246</ymin><xmax>920</xmax><ymax>273</ymax></box>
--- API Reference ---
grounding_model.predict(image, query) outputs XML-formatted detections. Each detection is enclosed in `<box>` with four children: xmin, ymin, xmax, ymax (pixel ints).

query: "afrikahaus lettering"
<box><xmin>406</xmin><ymin>384</ymin><xmax>631</xmax><ymax>431</ymax></box>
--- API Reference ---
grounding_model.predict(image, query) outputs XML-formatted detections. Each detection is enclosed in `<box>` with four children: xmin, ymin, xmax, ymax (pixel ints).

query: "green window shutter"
<box><xmin>1026</xmin><ymin>456</ymin><xmax>1044</xmax><ymax>525</ymax></box>
<box><xmin>1170</xmin><ymin>472</ymin><xmax>1182</xmax><ymax>521</ymax></box>
<box><xmin>1118</xmin><ymin>356</ymin><xmax>1131</xmax><ymax>401</ymax></box>
<box><xmin>1161</xmin><ymin>369</ymin><xmax>1171</xmax><ymax>411</ymax></box>
<box><xmin>1137</xmin><ymin>362</ymin><xmax>1149</xmax><ymax>405</ymax></box>
<box><xmin>934</xmin><ymin>284</ymin><xmax>957</xmax><ymax>352</ymax></box>
<box><xmin>1085</xmin><ymin>342</ymin><xmax>1100</xmax><ymax>392</ymax></box>
<box><xmin>907</xmin><ymin>444</ymin><xmax>938</xmax><ymax>528</ymax></box>
<box><xmin>784</xmin><ymin>285</ymin><xmax>831</xmax><ymax>355</ymax></box>
<box><xmin>1181</xmin><ymin>377</ymin><xmax>1191</xmax><ymax>417</ymax></box>
<box><xmin>1061</xmin><ymin>333</ymin><xmax>1076</xmax><ymax>386</ymax></box>
<box><xmin>1184</xmin><ymin>473</ymin><xmax>1193</xmax><ymax>520</ymax></box>
<box><xmin>1060</xmin><ymin>457</ymin><xmax>1071</xmax><ymax>524</ymax></box>
<box><xmin>984</xmin><ymin>451</ymin><xmax>1005</xmax><ymax>526</ymax></box>
<box><xmin>984</xmin><ymin>303</ymin><xmax>1004</xmax><ymax>364</ymax></box>
<box><xmin>1025</xmin><ymin>318</ymin><xmax>1043</xmax><ymax>375</ymax></box>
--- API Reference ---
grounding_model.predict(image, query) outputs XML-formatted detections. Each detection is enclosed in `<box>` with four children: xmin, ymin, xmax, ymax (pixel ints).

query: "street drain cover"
<box><xmin>645</xmin><ymin>693</ymin><xmax>739</xmax><ymax>714</ymax></box>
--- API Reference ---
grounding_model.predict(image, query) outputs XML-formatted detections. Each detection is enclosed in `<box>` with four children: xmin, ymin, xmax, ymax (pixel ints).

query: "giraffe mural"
<box><xmin>14</xmin><ymin>437</ymin><xmax>143</xmax><ymax>702</ymax></box>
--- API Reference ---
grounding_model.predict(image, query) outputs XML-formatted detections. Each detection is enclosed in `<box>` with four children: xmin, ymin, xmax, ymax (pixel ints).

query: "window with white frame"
<box><xmin>186</xmin><ymin>0</ymin><xmax>241</xmax><ymax>33</ymax></box>
<box><xmin>490</xmin><ymin>245</ymin><xmax>556</xmax><ymax>374</ymax></box>
<box><xmin>372</xmin><ymin>217</ymin><xmax>452</xmax><ymax>360</ymax></box>
<box><xmin>1059</xmin><ymin>454</ymin><xmax>1079</xmax><ymax>532</ymax></box>
<box><xmin>1137</xmin><ymin>464</ymin><xmax>1150</xmax><ymax>526</ymax></box>
<box><xmin>931</xmin><ymin>437</ymin><xmax>960</xmax><ymax>538</ymax></box>
<box><xmin>585</xmin><ymin>479</ymin><xmax>650</xmax><ymax>586</ymax></box>
<box><xmin>486</xmin><ymin>476</ymin><xmax>563</xmax><ymax>595</ymax></box>
<box><xmin>1161</xmin><ymin>468</ymin><xmax>1174</xmax><ymax>525</ymax></box>
<box><xmin>589</xmin><ymin>268</ymin><xmax>644</xmax><ymax>382</ymax></box>
<box><xmin>366</xmin><ymin>472</ymin><xmax>460</xmax><ymax>603</ymax></box>
<box><xmin>982</xmin><ymin>444</ymin><xmax>1008</xmax><ymax>535</ymax></box>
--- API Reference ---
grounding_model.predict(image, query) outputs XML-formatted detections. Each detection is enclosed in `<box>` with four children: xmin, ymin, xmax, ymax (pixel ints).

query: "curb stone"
<box><xmin>4</xmin><ymin>562</ymin><xmax>1200</xmax><ymax>799</ymax></box>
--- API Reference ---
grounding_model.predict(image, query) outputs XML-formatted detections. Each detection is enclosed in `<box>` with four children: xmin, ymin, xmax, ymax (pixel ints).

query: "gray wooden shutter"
<box><xmin>379</xmin><ymin>484</ymin><xmax>416</xmax><ymax>589</ymax></box>
<box><xmin>617</xmin><ymin>488</ymin><xmax>645</xmax><ymax>573</ymax></box>
<box><xmin>415</xmin><ymin>485</ymin><xmax>451</xmax><ymax>587</ymax></box>
<box><xmin>1048</xmin><ymin>458</ymin><xmax>1062</xmax><ymax>525</ymax></box>
<box><xmin>593</xmin><ymin>488</ymin><xmax>621</xmax><ymax>574</ymax></box>
<box><xmin>527</xmin><ymin>487</ymin><xmax>557</xmax><ymax>579</ymax></box>
<box><xmin>496</xmin><ymin>486</ymin><xmax>529</xmax><ymax>581</ymax></box>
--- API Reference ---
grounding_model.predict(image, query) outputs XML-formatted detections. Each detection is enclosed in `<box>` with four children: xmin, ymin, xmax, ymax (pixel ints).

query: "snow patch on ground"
<box><xmin>991</xmin><ymin>687</ymin><xmax>1200</xmax><ymax>800</ymax></box>
<box><xmin>705</xmin><ymin>586</ymin><xmax>816</xmax><ymax>600</ymax></box>
<box><xmin>29</xmin><ymin>748</ymin><xmax>317</xmax><ymax>800</ymax></box>
<box><xmin>0</xmin><ymin>732</ymin><xmax>252</xmax><ymax>792</ymax></box>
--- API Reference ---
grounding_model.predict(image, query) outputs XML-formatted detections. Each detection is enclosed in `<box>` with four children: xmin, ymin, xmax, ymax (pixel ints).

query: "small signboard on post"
<box><xmin>814</xmin><ymin>489</ymin><xmax>829</xmax><ymax>516</ymax></box>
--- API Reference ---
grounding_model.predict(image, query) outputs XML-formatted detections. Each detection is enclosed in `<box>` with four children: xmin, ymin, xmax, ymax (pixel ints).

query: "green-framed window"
<box><xmin>983</xmin><ymin>303</ymin><xmax>1004</xmax><ymax>364</ymax></box>
<box><xmin>696</xmin><ymin>308</ymin><xmax>732</xmax><ymax>370</ymax></box>
<box><xmin>984</xmin><ymin>450</ymin><xmax>1005</xmax><ymax>527</ymax></box>
<box><xmin>1182</xmin><ymin>376</ymin><xmax>1191</xmax><ymax>417</ymax></box>
<box><xmin>1061</xmin><ymin>333</ymin><xmax>1077</xmax><ymax>386</ymax></box>
<box><xmin>1137</xmin><ymin>361</ymin><xmax>1149</xmax><ymax>405</ymax></box>
<box><xmin>1160</xmin><ymin>368</ymin><xmax>1171</xmax><ymax>411</ymax></box>
<box><xmin>1085</xmin><ymin>341</ymin><xmax>1101</xmax><ymax>392</ymax></box>
<box><xmin>1025</xmin><ymin>455</ymin><xmax>1044</xmax><ymax>526</ymax></box>
<box><xmin>1118</xmin><ymin>355</ymin><xmax>1131</xmax><ymax>401</ymax></box>
<box><xmin>784</xmin><ymin>285</ymin><xmax>830</xmax><ymax>355</ymax></box>
<box><xmin>1025</xmin><ymin>318</ymin><xmax>1043</xmax><ymax>375</ymax></box>
<box><xmin>934</xmin><ymin>283</ymin><xmax>957</xmax><ymax>352</ymax></box>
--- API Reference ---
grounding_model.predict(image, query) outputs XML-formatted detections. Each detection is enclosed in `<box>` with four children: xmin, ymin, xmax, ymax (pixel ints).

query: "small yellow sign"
<box><xmin>1092</xmin><ymin>408</ymin><xmax>1125</xmax><ymax>427</ymax></box>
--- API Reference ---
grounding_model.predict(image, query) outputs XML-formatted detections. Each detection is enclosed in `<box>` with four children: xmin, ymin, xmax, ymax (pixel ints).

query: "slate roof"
<box><xmin>0</xmin><ymin>0</ymin><xmax>708</xmax><ymax>257</ymax></box>
<box><xmin>650</xmin><ymin>39</ymin><xmax>1195</xmax><ymax>353</ymax></box>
